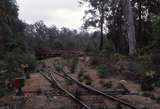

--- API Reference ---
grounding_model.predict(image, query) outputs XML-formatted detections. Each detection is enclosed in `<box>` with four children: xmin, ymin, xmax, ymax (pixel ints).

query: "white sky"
<box><xmin>16</xmin><ymin>0</ymin><xmax>85</xmax><ymax>29</ymax></box>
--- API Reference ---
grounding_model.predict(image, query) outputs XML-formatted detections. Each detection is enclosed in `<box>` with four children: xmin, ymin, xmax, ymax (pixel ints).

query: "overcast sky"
<box><xmin>16</xmin><ymin>0</ymin><xmax>85</xmax><ymax>29</ymax></box>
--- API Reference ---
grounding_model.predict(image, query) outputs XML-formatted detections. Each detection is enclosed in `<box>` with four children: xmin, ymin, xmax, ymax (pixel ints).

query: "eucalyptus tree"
<box><xmin>81</xmin><ymin>0</ymin><xmax>137</xmax><ymax>55</ymax></box>
<box><xmin>132</xmin><ymin>0</ymin><xmax>160</xmax><ymax>48</ymax></box>
<box><xmin>121</xmin><ymin>0</ymin><xmax>136</xmax><ymax>56</ymax></box>
<box><xmin>0</xmin><ymin>0</ymin><xmax>36</xmax><ymax>96</ymax></box>
<box><xmin>80</xmin><ymin>0</ymin><xmax>110</xmax><ymax>51</ymax></box>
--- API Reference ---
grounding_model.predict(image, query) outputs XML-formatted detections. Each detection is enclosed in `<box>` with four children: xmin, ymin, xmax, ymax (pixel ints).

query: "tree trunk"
<box><xmin>122</xmin><ymin>0</ymin><xmax>136</xmax><ymax>56</ymax></box>
<box><xmin>99</xmin><ymin>5</ymin><xmax>104</xmax><ymax>51</ymax></box>
<box><xmin>138</xmin><ymin>1</ymin><xmax>142</xmax><ymax>48</ymax></box>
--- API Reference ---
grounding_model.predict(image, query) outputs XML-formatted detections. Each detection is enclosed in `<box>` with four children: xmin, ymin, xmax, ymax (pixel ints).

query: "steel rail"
<box><xmin>54</xmin><ymin>70</ymin><xmax>139</xmax><ymax>109</ymax></box>
<box><xmin>40</xmin><ymin>72</ymin><xmax>90</xmax><ymax>109</ymax></box>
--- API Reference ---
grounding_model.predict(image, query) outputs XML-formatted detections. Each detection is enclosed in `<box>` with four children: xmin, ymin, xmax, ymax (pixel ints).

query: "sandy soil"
<box><xmin>1</xmin><ymin>57</ymin><xmax>160</xmax><ymax>109</ymax></box>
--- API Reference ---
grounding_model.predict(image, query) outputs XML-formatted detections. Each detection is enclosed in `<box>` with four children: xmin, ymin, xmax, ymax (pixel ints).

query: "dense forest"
<box><xmin>0</xmin><ymin>0</ymin><xmax>160</xmax><ymax>107</ymax></box>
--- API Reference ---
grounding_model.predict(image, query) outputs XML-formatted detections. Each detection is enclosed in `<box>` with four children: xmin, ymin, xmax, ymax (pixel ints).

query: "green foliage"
<box><xmin>0</xmin><ymin>86</ymin><xmax>7</xmax><ymax>97</ymax></box>
<box><xmin>141</xmin><ymin>70</ymin><xmax>156</xmax><ymax>91</ymax></box>
<box><xmin>53</xmin><ymin>39</ymin><xmax>64</xmax><ymax>50</ymax></box>
<box><xmin>78</xmin><ymin>69</ymin><xmax>84</xmax><ymax>78</ymax></box>
<box><xmin>152</xmin><ymin>16</ymin><xmax>160</xmax><ymax>47</ymax></box>
<box><xmin>138</xmin><ymin>54</ymin><xmax>152</xmax><ymax>69</ymax></box>
<box><xmin>53</xmin><ymin>59</ymin><xmax>65</xmax><ymax>72</ymax></box>
<box><xmin>19</xmin><ymin>53</ymin><xmax>37</xmax><ymax>72</ymax></box>
<box><xmin>111</xmin><ymin>53</ymin><xmax>128</xmax><ymax>61</ymax></box>
<box><xmin>0</xmin><ymin>0</ymin><xmax>19</xmax><ymax>17</ymax></box>
<box><xmin>78</xmin><ymin>69</ymin><xmax>92</xmax><ymax>85</ymax></box>
<box><xmin>156</xmin><ymin>96</ymin><xmax>160</xmax><ymax>103</ymax></box>
<box><xmin>77</xmin><ymin>69</ymin><xmax>84</xmax><ymax>81</ymax></box>
<box><xmin>2</xmin><ymin>51</ymin><xmax>37</xmax><ymax>78</ymax></box>
<box><xmin>79</xmin><ymin>76</ymin><xmax>85</xmax><ymax>82</ymax></box>
<box><xmin>155</xmin><ymin>80</ymin><xmax>160</xmax><ymax>87</ymax></box>
<box><xmin>96</xmin><ymin>65</ymin><xmax>109</xmax><ymax>78</ymax></box>
<box><xmin>103</xmin><ymin>40</ymin><xmax>115</xmax><ymax>56</ymax></box>
<box><xmin>0</xmin><ymin>0</ymin><xmax>38</xmax><ymax>97</ymax></box>
<box><xmin>78</xmin><ymin>69</ymin><xmax>85</xmax><ymax>82</ymax></box>
<box><xmin>142</xmin><ymin>92</ymin><xmax>152</xmax><ymax>98</ymax></box>
<box><xmin>70</xmin><ymin>57</ymin><xmax>79</xmax><ymax>74</ymax></box>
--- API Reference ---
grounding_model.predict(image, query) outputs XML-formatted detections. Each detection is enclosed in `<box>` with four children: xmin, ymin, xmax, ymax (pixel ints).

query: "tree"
<box><xmin>132</xmin><ymin>0</ymin><xmax>160</xmax><ymax>48</ymax></box>
<box><xmin>80</xmin><ymin>0</ymin><xmax>109</xmax><ymax>51</ymax></box>
<box><xmin>24</xmin><ymin>21</ymin><xmax>92</xmax><ymax>51</ymax></box>
<box><xmin>107</xmin><ymin>0</ymin><xmax>127</xmax><ymax>54</ymax></box>
<box><xmin>121</xmin><ymin>0</ymin><xmax>136</xmax><ymax>56</ymax></box>
<box><xmin>0</xmin><ymin>0</ymin><xmax>36</xmax><ymax>96</ymax></box>
<box><xmin>81</xmin><ymin>0</ymin><xmax>136</xmax><ymax>55</ymax></box>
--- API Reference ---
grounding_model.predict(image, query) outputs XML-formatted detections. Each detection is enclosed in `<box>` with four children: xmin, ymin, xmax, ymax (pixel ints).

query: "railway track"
<box><xmin>41</xmin><ymin>72</ymin><xmax>91</xmax><ymax>109</ymax></box>
<box><xmin>55</xmin><ymin>71</ymin><xmax>139</xmax><ymax>109</ymax></box>
<box><xmin>40</xmin><ymin>70</ymin><xmax>139</xmax><ymax>109</ymax></box>
<box><xmin>41</xmin><ymin>72</ymin><xmax>138</xmax><ymax>109</ymax></box>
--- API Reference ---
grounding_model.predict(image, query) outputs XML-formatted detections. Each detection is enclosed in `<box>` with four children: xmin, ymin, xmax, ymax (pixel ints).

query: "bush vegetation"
<box><xmin>70</xmin><ymin>57</ymin><xmax>79</xmax><ymax>74</ymax></box>
<box><xmin>53</xmin><ymin>39</ymin><xmax>64</xmax><ymax>50</ymax></box>
<box><xmin>96</xmin><ymin>65</ymin><xmax>110</xmax><ymax>78</ymax></box>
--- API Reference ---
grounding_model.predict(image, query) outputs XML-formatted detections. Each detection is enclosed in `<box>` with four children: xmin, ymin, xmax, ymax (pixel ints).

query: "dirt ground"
<box><xmin>1</xmin><ymin>57</ymin><xmax>160</xmax><ymax>109</ymax></box>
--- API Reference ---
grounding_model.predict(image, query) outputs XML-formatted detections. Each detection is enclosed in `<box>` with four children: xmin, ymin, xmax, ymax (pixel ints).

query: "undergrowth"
<box><xmin>96</xmin><ymin>65</ymin><xmax>110</xmax><ymax>78</ymax></box>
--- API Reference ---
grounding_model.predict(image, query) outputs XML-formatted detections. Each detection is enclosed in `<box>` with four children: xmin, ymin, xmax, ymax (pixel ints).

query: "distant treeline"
<box><xmin>24</xmin><ymin>21</ymin><xmax>101</xmax><ymax>52</ymax></box>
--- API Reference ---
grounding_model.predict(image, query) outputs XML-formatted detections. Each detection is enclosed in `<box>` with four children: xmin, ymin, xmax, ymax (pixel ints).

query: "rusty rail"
<box><xmin>40</xmin><ymin>72</ymin><xmax>90</xmax><ymax>109</ymax></box>
<box><xmin>53</xmin><ymin>70</ymin><xmax>139</xmax><ymax>109</ymax></box>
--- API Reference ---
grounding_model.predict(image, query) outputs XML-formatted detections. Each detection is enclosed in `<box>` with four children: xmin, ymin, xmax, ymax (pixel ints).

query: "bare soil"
<box><xmin>1</xmin><ymin>57</ymin><xmax>160</xmax><ymax>109</ymax></box>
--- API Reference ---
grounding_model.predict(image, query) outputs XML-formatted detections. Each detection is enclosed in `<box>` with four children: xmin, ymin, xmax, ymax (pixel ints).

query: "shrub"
<box><xmin>154</xmin><ymin>79</ymin><xmax>160</xmax><ymax>87</ymax></box>
<box><xmin>0</xmin><ymin>47</ymin><xmax>37</xmax><ymax>96</ymax></box>
<box><xmin>78</xmin><ymin>70</ymin><xmax>85</xmax><ymax>82</ymax></box>
<box><xmin>0</xmin><ymin>88</ymin><xmax>6</xmax><ymax>97</ymax></box>
<box><xmin>53</xmin><ymin>59</ymin><xmax>64</xmax><ymax>72</ymax></box>
<box><xmin>141</xmin><ymin>83</ymin><xmax>154</xmax><ymax>91</ymax></box>
<box><xmin>78</xmin><ymin>70</ymin><xmax>84</xmax><ymax>78</ymax></box>
<box><xmin>156</xmin><ymin>96</ymin><xmax>160</xmax><ymax>103</ymax></box>
<box><xmin>142</xmin><ymin>92</ymin><xmax>152</xmax><ymax>98</ymax></box>
<box><xmin>138</xmin><ymin>54</ymin><xmax>152</xmax><ymax>70</ymax></box>
<box><xmin>70</xmin><ymin>57</ymin><xmax>79</xmax><ymax>74</ymax></box>
<box><xmin>17</xmin><ymin>53</ymin><xmax>37</xmax><ymax>78</ymax></box>
<box><xmin>111</xmin><ymin>53</ymin><xmax>128</xmax><ymax>61</ymax></box>
<box><xmin>103</xmin><ymin>40</ymin><xmax>115</xmax><ymax>56</ymax></box>
<box><xmin>79</xmin><ymin>76</ymin><xmax>85</xmax><ymax>82</ymax></box>
<box><xmin>141</xmin><ymin>70</ymin><xmax>157</xmax><ymax>91</ymax></box>
<box><xmin>4</xmin><ymin>50</ymin><xmax>37</xmax><ymax>78</ymax></box>
<box><xmin>18</xmin><ymin>53</ymin><xmax>37</xmax><ymax>71</ymax></box>
<box><xmin>96</xmin><ymin>65</ymin><xmax>109</xmax><ymax>78</ymax></box>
